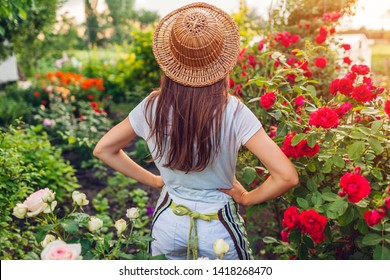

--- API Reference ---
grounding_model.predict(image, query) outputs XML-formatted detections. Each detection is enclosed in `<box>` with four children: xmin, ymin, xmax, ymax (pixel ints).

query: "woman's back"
<box><xmin>129</xmin><ymin>95</ymin><xmax>262</xmax><ymax>204</ymax></box>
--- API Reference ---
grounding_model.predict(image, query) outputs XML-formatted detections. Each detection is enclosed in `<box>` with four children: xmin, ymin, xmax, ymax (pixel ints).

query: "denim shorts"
<box><xmin>149</xmin><ymin>187</ymin><xmax>253</xmax><ymax>260</ymax></box>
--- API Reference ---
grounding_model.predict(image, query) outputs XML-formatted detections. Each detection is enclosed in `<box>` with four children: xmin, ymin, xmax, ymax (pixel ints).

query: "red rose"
<box><xmin>351</xmin><ymin>85</ymin><xmax>373</xmax><ymax>103</ymax></box>
<box><xmin>343</xmin><ymin>57</ymin><xmax>352</xmax><ymax>65</ymax></box>
<box><xmin>351</xmin><ymin>64</ymin><xmax>370</xmax><ymax>75</ymax></box>
<box><xmin>287</xmin><ymin>74</ymin><xmax>297</xmax><ymax>82</ymax></box>
<box><xmin>298</xmin><ymin>210</ymin><xmax>327</xmax><ymax>242</ymax></box>
<box><xmin>260</xmin><ymin>91</ymin><xmax>276</xmax><ymax>110</ymax></box>
<box><xmin>269</xmin><ymin>125</ymin><xmax>277</xmax><ymax>138</ymax></box>
<box><xmin>329</xmin><ymin>27</ymin><xmax>336</xmax><ymax>34</ymax></box>
<box><xmin>344</xmin><ymin>72</ymin><xmax>357</xmax><ymax>81</ymax></box>
<box><xmin>294</xmin><ymin>96</ymin><xmax>305</xmax><ymax>107</ymax></box>
<box><xmin>248</xmin><ymin>55</ymin><xmax>256</xmax><ymax>67</ymax></box>
<box><xmin>319</xmin><ymin>27</ymin><xmax>328</xmax><ymax>37</ymax></box>
<box><xmin>311</xmin><ymin>233</ymin><xmax>326</xmax><ymax>244</ymax></box>
<box><xmin>315</xmin><ymin>56</ymin><xmax>327</xmax><ymax>68</ymax></box>
<box><xmin>338</xmin><ymin>78</ymin><xmax>354</xmax><ymax>96</ymax></box>
<box><xmin>309</xmin><ymin>107</ymin><xmax>339</xmax><ymax>129</ymax></box>
<box><xmin>384</xmin><ymin>100</ymin><xmax>390</xmax><ymax>118</ymax></box>
<box><xmin>91</xmin><ymin>101</ymin><xmax>98</xmax><ymax>108</ymax></box>
<box><xmin>342</xmin><ymin>44</ymin><xmax>351</xmax><ymax>50</ymax></box>
<box><xmin>384</xmin><ymin>197</ymin><xmax>390</xmax><ymax>210</ymax></box>
<box><xmin>34</xmin><ymin>92</ymin><xmax>41</xmax><ymax>98</ymax></box>
<box><xmin>296</xmin><ymin>140</ymin><xmax>320</xmax><ymax>157</ymax></box>
<box><xmin>329</xmin><ymin>79</ymin><xmax>340</xmax><ymax>95</ymax></box>
<box><xmin>282</xmin><ymin>133</ymin><xmax>301</xmax><ymax>159</ymax></box>
<box><xmin>229</xmin><ymin>78</ymin><xmax>235</xmax><ymax>88</ymax></box>
<box><xmin>335</xmin><ymin>102</ymin><xmax>353</xmax><ymax>118</ymax></box>
<box><xmin>315</xmin><ymin>35</ymin><xmax>326</xmax><ymax>44</ymax></box>
<box><xmin>364</xmin><ymin>208</ymin><xmax>385</xmax><ymax>226</ymax></box>
<box><xmin>282</xmin><ymin>206</ymin><xmax>300</xmax><ymax>229</ymax></box>
<box><xmin>339</xmin><ymin>172</ymin><xmax>371</xmax><ymax>203</ymax></box>
<box><xmin>258</xmin><ymin>40</ymin><xmax>264</xmax><ymax>51</ymax></box>
<box><xmin>281</xmin><ymin>229</ymin><xmax>290</xmax><ymax>242</ymax></box>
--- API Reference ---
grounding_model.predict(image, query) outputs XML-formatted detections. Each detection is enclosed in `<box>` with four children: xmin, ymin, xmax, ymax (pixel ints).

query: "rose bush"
<box><xmin>12</xmin><ymin>189</ymin><xmax>165</xmax><ymax>260</ymax></box>
<box><xmin>233</xmin><ymin>2</ymin><xmax>390</xmax><ymax>260</ymax></box>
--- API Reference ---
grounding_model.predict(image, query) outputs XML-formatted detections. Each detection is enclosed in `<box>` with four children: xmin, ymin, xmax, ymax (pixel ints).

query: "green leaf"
<box><xmin>362</xmin><ymin>233</ymin><xmax>382</xmax><ymax>246</ymax></box>
<box><xmin>321</xmin><ymin>192</ymin><xmax>338</xmax><ymax>202</ymax></box>
<box><xmin>306</xmin><ymin>85</ymin><xmax>317</xmax><ymax>96</ymax></box>
<box><xmin>299</xmin><ymin>242</ymin><xmax>309</xmax><ymax>260</ymax></box>
<box><xmin>349</xmin><ymin>131</ymin><xmax>366</xmax><ymax>139</ymax></box>
<box><xmin>263</xmin><ymin>236</ymin><xmax>279</xmax><ymax>244</ymax></box>
<box><xmin>357</xmin><ymin>219</ymin><xmax>369</xmax><ymax>234</ymax></box>
<box><xmin>385</xmin><ymin>234</ymin><xmax>390</xmax><ymax>244</ymax></box>
<box><xmin>371</xmin><ymin>120</ymin><xmax>383</xmax><ymax>134</ymax></box>
<box><xmin>368</xmin><ymin>138</ymin><xmax>384</xmax><ymax>155</ymax></box>
<box><xmin>338</xmin><ymin>206</ymin><xmax>355</xmax><ymax>226</ymax></box>
<box><xmin>242</xmin><ymin>167</ymin><xmax>257</xmax><ymax>185</ymax></box>
<box><xmin>327</xmin><ymin>197</ymin><xmax>348</xmax><ymax>218</ymax></box>
<box><xmin>332</xmin><ymin>155</ymin><xmax>345</xmax><ymax>168</ymax></box>
<box><xmin>297</xmin><ymin>197</ymin><xmax>310</xmax><ymax>209</ymax></box>
<box><xmin>291</xmin><ymin>133</ymin><xmax>308</xmax><ymax>146</ymax></box>
<box><xmin>311</xmin><ymin>192</ymin><xmax>323</xmax><ymax>207</ymax></box>
<box><xmin>307</xmin><ymin>162</ymin><xmax>317</xmax><ymax>172</ymax></box>
<box><xmin>307</xmin><ymin>134</ymin><xmax>317</xmax><ymax>148</ymax></box>
<box><xmin>322</xmin><ymin>160</ymin><xmax>333</xmax><ymax>174</ymax></box>
<box><xmin>347</xmin><ymin>141</ymin><xmax>365</xmax><ymax>160</ymax></box>
<box><xmin>306</xmin><ymin>177</ymin><xmax>317</xmax><ymax>192</ymax></box>
<box><xmin>373</xmin><ymin>246</ymin><xmax>390</xmax><ymax>260</ymax></box>
<box><xmin>61</xmin><ymin>219</ymin><xmax>79</xmax><ymax>234</ymax></box>
<box><xmin>302</xmin><ymin>235</ymin><xmax>314</xmax><ymax>249</ymax></box>
<box><xmin>0</xmin><ymin>25</ymin><xmax>5</xmax><ymax>36</ymax></box>
<box><xmin>288</xmin><ymin>228</ymin><xmax>301</xmax><ymax>243</ymax></box>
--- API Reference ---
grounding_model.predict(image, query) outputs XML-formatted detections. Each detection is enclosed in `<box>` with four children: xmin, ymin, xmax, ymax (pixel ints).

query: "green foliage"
<box><xmin>233</xmin><ymin>1</ymin><xmax>390</xmax><ymax>260</ymax></box>
<box><xmin>0</xmin><ymin>123</ymin><xmax>80</xmax><ymax>259</ymax></box>
<box><xmin>11</xmin><ymin>189</ymin><xmax>164</xmax><ymax>259</ymax></box>
<box><xmin>92</xmin><ymin>172</ymin><xmax>151</xmax><ymax>235</ymax></box>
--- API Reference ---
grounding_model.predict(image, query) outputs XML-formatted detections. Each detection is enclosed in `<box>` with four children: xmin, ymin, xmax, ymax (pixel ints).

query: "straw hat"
<box><xmin>153</xmin><ymin>2</ymin><xmax>240</xmax><ymax>87</ymax></box>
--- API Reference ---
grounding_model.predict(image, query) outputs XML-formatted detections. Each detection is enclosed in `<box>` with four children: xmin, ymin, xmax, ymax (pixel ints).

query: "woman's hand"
<box><xmin>219</xmin><ymin>178</ymin><xmax>249</xmax><ymax>206</ymax></box>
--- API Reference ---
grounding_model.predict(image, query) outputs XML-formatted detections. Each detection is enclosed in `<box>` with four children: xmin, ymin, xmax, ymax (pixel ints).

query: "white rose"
<box><xmin>40</xmin><ymin>234</ymin><xmax>56</xmax><ymax>248</ymax></box>
<box><xmin>41</xmin><ymin>240</ymin><xmax>81</xmax><ymax>260</ymax></box>
<box><xmin>13</xmin><ymin>203</ymin><xmax>28</xmax><ymax>219</ymax></box>
<box><xmin>126</xmin><ymin>207</ymin><xmax>140</xmax><ymax>220</ymax></box>
<box><xmin>72</xmin><ymin>191</ymin><xmax>89</xmax><ymax>206</ymax></box>
<box><xmin>42</xmin><ymin>189</ymin><xmax>56</xmax><ymax>203</ymax></box>
<box><xmin>88</xmin><ymin>216</ymin><xmax>103</xmax><ymax>232</ymax></box>
<box><xmin>114</xmin><ymin>219</ymin><xmax>127</xmax><ymax>236</ymax></box>
<box><xmin>213</xmin><ymin>239</ymin><xmax>230</xmax><ymax>259</ymax></box>
<box><xmin>23</xmin><ymin>188</ymin><xmax>56</xmax><ymax>217</ymax></box>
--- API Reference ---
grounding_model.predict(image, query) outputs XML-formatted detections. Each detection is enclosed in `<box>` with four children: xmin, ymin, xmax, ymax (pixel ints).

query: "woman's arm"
<box><xmin>220</xmin><ymin>128</ymin><xmax>298</xmax><ymax>206</ymax></box>
<box><xmin>93</xmin><ymin>118</ymin><xmax>164</xmax><ymax>190</ymax></box>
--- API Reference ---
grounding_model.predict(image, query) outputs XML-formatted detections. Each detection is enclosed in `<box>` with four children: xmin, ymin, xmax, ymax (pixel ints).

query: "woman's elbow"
<box><xmin>93</xmin><ymin>145</ymin><xmax>104</xmax><ymax>159</ymax></box>
<box><xmin>286</xmin><ymin>170</ymin><xmax>299</xmax><ymax>188</ymax></box>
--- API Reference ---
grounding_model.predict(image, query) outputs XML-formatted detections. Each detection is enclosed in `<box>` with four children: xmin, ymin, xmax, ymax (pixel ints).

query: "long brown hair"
<box><xmin>145</xmin><ymin>75</ymin><xmax>229</xmax><ymax>173</ymax></box>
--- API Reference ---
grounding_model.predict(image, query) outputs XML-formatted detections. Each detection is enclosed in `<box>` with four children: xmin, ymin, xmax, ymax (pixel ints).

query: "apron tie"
<box><xmin>170</xmin><ymin>201</ymin><xmax>219</xmax><ymax>260</ymax></box>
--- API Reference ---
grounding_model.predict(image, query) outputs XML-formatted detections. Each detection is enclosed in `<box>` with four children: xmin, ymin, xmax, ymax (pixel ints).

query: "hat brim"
<box><xmin>153</xmin><ymin>2</ymin><xmax>240</xmax><ymax>87</ymax></box>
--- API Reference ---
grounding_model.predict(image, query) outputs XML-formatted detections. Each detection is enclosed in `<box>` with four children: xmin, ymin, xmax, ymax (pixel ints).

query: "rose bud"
<box><xmin>88</xmin><ymin>216</ymin><xmax>103</xmax><ymax>232</ymax></box>
<box><xmin>213</xmin><ymin>239</ymin><xmax>230</xmax><ymax>259</ymax></box>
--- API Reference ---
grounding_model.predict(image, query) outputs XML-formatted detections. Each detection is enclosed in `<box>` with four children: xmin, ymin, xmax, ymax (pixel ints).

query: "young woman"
<box><xmin>93</xmin><ymin>2</ymin><xmax>298</xmax><ymax>260</ymax></box>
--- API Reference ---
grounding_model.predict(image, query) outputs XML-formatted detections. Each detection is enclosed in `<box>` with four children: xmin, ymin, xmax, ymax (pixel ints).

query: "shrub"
<box><xmin>234</xmin><ymin>6</ymin><xmax>390</xmax><ymax>260</ymax></box>
<box><xmin>0</xmin><ymin>123</ymin><xmax>80</xmax><ymax>259</ymax></box>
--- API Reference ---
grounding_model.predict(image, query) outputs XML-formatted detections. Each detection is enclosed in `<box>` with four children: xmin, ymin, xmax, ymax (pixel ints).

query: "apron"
<box><xmin>148</xmin><ymin>187</ymin><xmax>253</xmax><ymax>260</ymax></box>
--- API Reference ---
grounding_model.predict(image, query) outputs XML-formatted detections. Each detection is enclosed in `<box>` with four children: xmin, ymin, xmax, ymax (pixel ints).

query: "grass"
<box><xmin>371</xmin><ymin>43</ymin><xmax>390</xmax><ymax>76</ymax></box>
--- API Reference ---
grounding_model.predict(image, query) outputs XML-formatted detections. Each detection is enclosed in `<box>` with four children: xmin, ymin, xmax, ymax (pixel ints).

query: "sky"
<box><xmin>58</xmin><ymin>0</ymin><xmax>390</xmax><ymax>30</ymax></box>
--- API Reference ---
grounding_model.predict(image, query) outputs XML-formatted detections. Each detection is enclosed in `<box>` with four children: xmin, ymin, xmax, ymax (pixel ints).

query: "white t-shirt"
<box><xmin>129</xmin><ymin>95</ymin><xmax>262</xmax><ymax>206</ymax></box>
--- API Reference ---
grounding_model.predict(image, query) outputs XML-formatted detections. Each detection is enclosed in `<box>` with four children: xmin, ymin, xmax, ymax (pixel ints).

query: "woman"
<box><xmin>93</xmin><ymin>2</ymin><xmax>298</xmax><ymax>260</ymax></box>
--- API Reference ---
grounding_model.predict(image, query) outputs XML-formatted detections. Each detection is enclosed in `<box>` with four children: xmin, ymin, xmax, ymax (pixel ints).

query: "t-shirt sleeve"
<box><xmin>234</xmin><ymin>101</ymin><xmax>262</xmax><ymax>146</ymax></box>
<box><xmin>128</xmin><ymin>97</ymin><xmax>150</xmax><ymax>140</ymax></box>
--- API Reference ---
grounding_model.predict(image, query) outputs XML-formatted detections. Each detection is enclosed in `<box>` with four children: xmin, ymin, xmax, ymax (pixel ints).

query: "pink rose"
<box><xmin>23</xmin><ymin>188</ymin><xmax>57</xmax><ymax>217</ymax></box>
<box><xmin>41</xmin><ymin>240</ymin><xmax>82</xmax><ymax>260</ymax></box>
